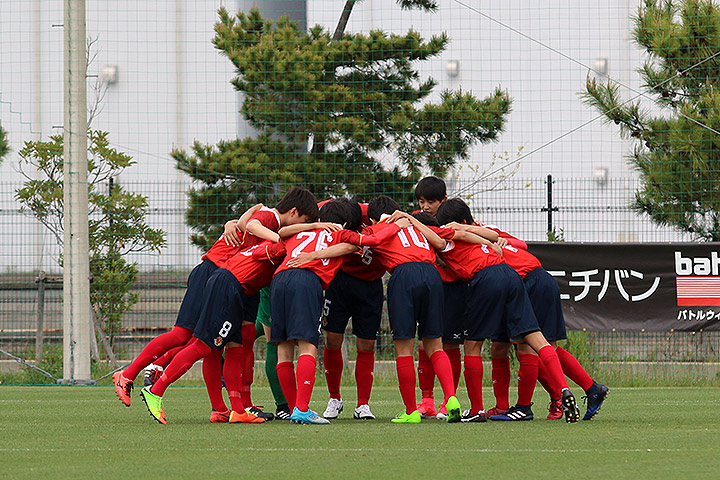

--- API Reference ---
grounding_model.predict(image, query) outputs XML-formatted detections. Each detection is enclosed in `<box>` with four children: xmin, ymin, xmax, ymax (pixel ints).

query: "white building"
<box><xmin>0</xmin><ymin>1</ymin><xmax>687</xmax><ymax>274</ymax></box>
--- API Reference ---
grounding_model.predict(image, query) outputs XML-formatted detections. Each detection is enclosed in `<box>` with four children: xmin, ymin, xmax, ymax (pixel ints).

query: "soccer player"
<box><xmin>264</xmin><ymin>200</ymin><xmax>410</xmax><ymax>425</ymax></box>
<box><xmin>320</xmin><ymin>198</ymin><xmax>384</xmax><ymax>420</ymax></box>
<box><xmin>439</xmin><ymin>198</ymin><xmax>609</xmax><ymax>421</ymax></box>
<box><xmin>435</xmin><ymin>199</ymin><xmax>581</xmax><ymax>423</ymax></box>
<box><xmin>113</xmin><ymin>187</ymin><xmax>318</xmax><ymax>420</ymax></box>
<box><xmin>360</xmin><ymin>196</ymin><xmax>467</xmax><ymax>424</ymax></box>
<box><xmin>138</xmin><ymin>239</ymin><xmax>286</xmax><ymax>424</ymax></box>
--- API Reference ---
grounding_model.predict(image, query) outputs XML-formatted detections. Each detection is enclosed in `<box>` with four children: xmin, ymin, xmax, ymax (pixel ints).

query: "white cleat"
<box><xmin>323</xmin><ymin>398</ymin><xmax>344</xmax><ymax>419</ymax></box>
<box><xmin>353</xmin><ymin>404</ymin><xmax>376</xmax><ymax>420</ymax></box>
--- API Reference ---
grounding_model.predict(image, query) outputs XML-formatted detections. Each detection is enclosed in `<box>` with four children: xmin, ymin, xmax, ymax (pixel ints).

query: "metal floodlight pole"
<box><xmin>62</xmin><ymin>0</ymin><xmax>92</xmax><ymax>383</ymax></box>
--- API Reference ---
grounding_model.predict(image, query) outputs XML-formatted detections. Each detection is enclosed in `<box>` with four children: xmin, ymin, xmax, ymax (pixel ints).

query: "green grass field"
<box><xmin>1</xmin><ymin>385</ymin><xmax>719</xmax><ymax>479</ymax></box>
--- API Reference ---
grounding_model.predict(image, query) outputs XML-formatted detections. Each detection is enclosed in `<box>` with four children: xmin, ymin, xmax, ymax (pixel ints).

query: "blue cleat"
<box><xmin>290</xmin><ymin>407</ymin><xmax>330</xmax><ymax>425</ymax></box>
<box><xmin>489</xmin><ymin>404</ymin><xmax>533</xmax><ymax>421</ymax></box>
<box><xmin>582</xmin><ymin>382</ymin><xmax>609</xmax><ymax>420</ymax></box>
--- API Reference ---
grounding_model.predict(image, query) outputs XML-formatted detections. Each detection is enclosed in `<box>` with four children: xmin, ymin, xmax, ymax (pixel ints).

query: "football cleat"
<box><xmin>444</xmin><ymin>396</ymin><xmax>462</xmax><ymax>423</ymax></box>
<box><xmin>323</xmin><ymin>398</ymin><xmax>344</xmax><ymax>419</ymax></box>
<box><xmin>353</xmin><ymin>404</ymin><xmax>376</xmax><ymax>420</ymax></box>
<box><xmin>417</xmin><ymin>398</ymin><xmax>437</xmax><ymax>418</ymax></box>
<box><xmin>229</xmin><ymin>409</ymin><xmax>266</xmax><ymax>424</ymax></box>
<box><xmin>561</xmin><ymin>389</ymin><xmax>580</xmax><ymax>423</ymax></box>
<box><xmin>582</xmin><ymin>382</ymin><xmax>609</xmax><ymax>420</ymax></box>
<box><xmin>435</xmin><ymin>403</ymin><xmax>448</xmax><ymax>421</ymax></box>
<box><xmin>484</xmin><ymin>406</ymin><xmax>508</xmax><ymax>417</ymax></box>
<box><xmin>112</xmin><ymin>371</ymin><xmax>133</xmax><ymax>407</ymax></box>
<box><xmin>391</xmin><ymin>410</ymin><xmax>422</xmax><ymax>424</ymax></box>
<box><xmin>290</xmin><ymin>407</ymin><xmax>330</xmax><ymax>425</ymax></box>
<box><xmin>209</xmin><ymin>409</ymin><xmax>231</xmax><ymax>423</ymax></box>
<box><xmin>489</xmin><ymin>404</ymin><xmax>534</xmax><ymax>421</ymax></box>
<box><xmin>248</xmin><ymin>405</ymin><xmax>274</xmax><ymax>421</ymax></box>
<box><xmin>547</xmin><ymin>399</ymin><xmax>564</xmax><ymax>420</ymax></box>
<box><xmin>139</xmin><ymin>386</ymin><xmax>166</xmax><ymax>424</ymax></box>
<box><xmin>460</xmin><ymin>409</ymin><xmax>487</xmax><ymax>423</ymax></box>
<box><xmin>143</xmin><ymin>365</ymin><xmax>163</xmax><ymax>387</ymax></box>
<box><xmin>275</xmin><ymin>405</ymin><xmax>292</xmax><ymax>421</ymax></box>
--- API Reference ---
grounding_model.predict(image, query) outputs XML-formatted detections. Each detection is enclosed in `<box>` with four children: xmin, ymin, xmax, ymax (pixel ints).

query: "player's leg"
<box><xmin>416</xmin><ymin>340</ymin><xmax>436</xmax><ymax>417</ymax></box>
<box><xmin>491</xmin><ymin>342</ymin><xmax>537</xmax><ymax>421</ymax></box>
<box><xmin>461</xmin><ymin>339</ymin><xmax>487</xmax><ymax>422</ymax></box>
<box><xmin>322</xmin><ymin>331</ymin><xmax>345</xmax><ymax>418</ymax></box>
<box><xmin>275</xmin><ymin>341</ymin><xmax>297</xmax><ymax>412</ymax></box>
<box><xmin>487</xmin><ymin>341</ymin><xmax>511</xmax><ymax>417</ymax></box>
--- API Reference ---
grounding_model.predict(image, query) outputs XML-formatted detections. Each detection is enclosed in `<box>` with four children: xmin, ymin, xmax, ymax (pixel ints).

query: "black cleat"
<box><xmin>275</xmin><ymin>404</ymin><xmax>291</xmax><ymax>421</ymax></box>
<box><xmin>582</xmin><ymin>382</ymin><xmax>609</xmax><ymax>420</ymax></box>
<box><xmin>460</xmin><ymin>410</ymin><xmax>487</xmax><ymax>423</ymax></box>
<box><xmin>561</xmin><ymin>389</ymin><xmax>580</xmax><ymax>423</ymax></box>
<box><xmin>248</xmin><ymin>405</ymin><xmax>275</xmax><ymax>421</ymax></box>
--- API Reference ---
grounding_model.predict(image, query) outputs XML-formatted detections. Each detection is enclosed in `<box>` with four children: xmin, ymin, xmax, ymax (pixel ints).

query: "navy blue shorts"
<box><xmin>270</xmin><ymin>269</ymin><xmax>324</xmax><ymax>346</ymax></box>
<box><xmin>323</xmin><ymin>270</ymin><xmax>383</xmax><ymax>341</ymax></box>
<box><xmin>465</xmin><ymin>264</ymin><xmax>540</xmax><ymax>343</ymax></box>
<box><xmin>524</xmin><ymin>267</ymin><xmax>567</xmax><ymax>342</ymax></box>
<box><xmin>193</xmin><ymin>268</ymin><xmax>247</xmax><ymax>350</ymax></box>
<box><xmin>442</xmin><ymin>280</ymin><xmax>468</xmax><ymax>343</ymax></box>
<box><xmin>175</xmin><ymin>259</ymin><xmax>219</xmax><ymax>330</ymax></box>
<box><xmin>387</xmin><ymin>262</ymin><xmax>444</xmax><ymax>340</ymax></box>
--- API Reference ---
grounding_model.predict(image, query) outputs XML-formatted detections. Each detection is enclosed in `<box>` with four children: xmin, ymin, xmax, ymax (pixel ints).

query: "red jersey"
<box><xmin>202</xmin><ymin>207</ymin><xmax>281</xmax><ymax>267</ymax></box>
<box><xmin>264</xmin><ymin>225</ymin><xmax>400</xmax><ymax>289</ymax></box>
<box><xmin>476</xmin><ymin>222</ymin><xmax>528</xmax><ymax>250</ymax></box>
<box><xmin>434</xmin><ymin>228</ymin><xmax>506</xmax><ymax>282</ymax></box>
<box><xmin>340</xmin><ymin>246</ymin><xmax>387</xmax><ymax>282</ymax></box>
<box><xmin>361</xmin><ymin>221</ymin><xmax>453</xmax><ymax>272</ymax></box>
<box><xmin>498</xmin><ymin>244</ymin><xmax>542</xmax><ymax>278</ymax></box>
<box><xmin>225</xmin><ymin>242</ymin><xmax>280</xmax><ymax>295</ymax></box>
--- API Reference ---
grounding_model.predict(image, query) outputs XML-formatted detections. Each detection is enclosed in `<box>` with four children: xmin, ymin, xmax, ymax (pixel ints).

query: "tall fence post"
<box><xmin>541</xmin><ymin>174</ymin><xmax>559</xmax><ymax>239</ymax></box>
<box><xmin>35</xmin><ymin>271</ymin><xmax>46</xmax><ymax>364</ymax></box>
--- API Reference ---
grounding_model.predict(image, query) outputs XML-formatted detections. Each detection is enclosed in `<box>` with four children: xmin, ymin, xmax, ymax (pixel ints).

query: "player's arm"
<box><xmin>246</xmin><ymin>218</ymin><xmax>281</xmax><ymax>243</ymax></box>
<box><xmin>444</xmin><ymin>222</ymin><xmax>499</xmax><ymax>243</ymax></box>
<box><xmin>224</xmin><ymin>203</ymin><xmax>264</xmax><ymax>246</ymax></box>
<box><xmin>278</xmin><ymin>222</ymin><xmax>343</xmax><ymax>238</ymax></box>
<box><xmin>450</xmin><ymin>229</ymin><xmax>503</xmax><ymax>256</ymax></box>
<box><xmin>286</xmin><ymin>243</ymin><xmax>359</xmax><ymax>267</ymax></box>
<box><xmin>403</xmin><ymin>214</ymin><xmax>448</xmax><ymax>251</ymax></box>
<box><xmin>351</xmin><ymin>218</ymin><xmax>409</xmax><ymax>247</ymax></box>
<box><xmin>251</xmin><ymin>241</ymin><xmax>286</xmax><ymax>264</ymax></box>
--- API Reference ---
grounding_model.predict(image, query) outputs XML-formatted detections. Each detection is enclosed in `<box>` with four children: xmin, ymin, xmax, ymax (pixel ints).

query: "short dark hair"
<box><xmin>414</xmin><ymin>176</ymin><xmax>447</xmax><ymax>201</ymax></box>
<box><xmin>275</xmin><ymin>186</ymin><xmax>319</xmax><ymax>221</ymax></box>
<box><xmin>436</xmin><ymin>198</ymin><xmax>474</xmax><ymax>225</ymax></box>
<box><xmin>335</xmin><ymin>197</ymin><xmax>362</xmax><ymax>232</ymax></box>
<box><xmin>367</xmin><ymin>195</ymin><xmax>401</xmax><ymax>222</ymax></box>
<box><xmin>412</xmin><ymin>211</ymin><xmax>440</xmax><ymax>227</ymax></box>
<box><xmin>318</xmin><ymin>200</ymin><xmax>349</xmax><ymax>225</ymax></box>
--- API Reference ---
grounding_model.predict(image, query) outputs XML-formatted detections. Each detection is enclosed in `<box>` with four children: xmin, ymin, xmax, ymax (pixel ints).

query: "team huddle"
<box><xmin>112</xmin><ymin>176</ymin><xmax>609</xmax><ymax>425</ymax></box>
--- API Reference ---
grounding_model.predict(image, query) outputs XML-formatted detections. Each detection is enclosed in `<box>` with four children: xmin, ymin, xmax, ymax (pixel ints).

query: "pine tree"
<box><xmin>173</xmin><ymin>4</ymin><xmax>511</xmax><ymax>249</ymax></box>
<box><xmin>584</xmin><ymin>0</ymin><xmax>720</xmax><ymax>241</ymax></box>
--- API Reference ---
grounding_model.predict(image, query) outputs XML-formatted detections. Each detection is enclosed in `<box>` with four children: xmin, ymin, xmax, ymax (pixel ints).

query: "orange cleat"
<box><xmin>229</xmin><ymin>409</ymin><xmax>267</xmax><ymax>424</ymax></box>
<box><xmin>112</xmin><ymin>371</ymin><xmax>133</xmax><ymax>407</ymax></box>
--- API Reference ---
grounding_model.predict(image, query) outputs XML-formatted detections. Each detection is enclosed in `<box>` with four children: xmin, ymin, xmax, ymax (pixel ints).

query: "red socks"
<box><xmin>464</xmin><ymin>355</ymin><xmax>484</xmax><ymax>414</ymax></box>
<box><xmin>276</xmin><ymin>361</ymin><xmax>297</xmax><ymax>411</ymax></box>
<box><xmin>153</xmin><ymin>342</ymin><xmax>189</xmax><ymax>369</ymax></box>
<box><xmin>323</xmin><ymin>346</ymin><xmax>344</xmax><ymax>400</ymax></box>
<box><xmin>556</xmin><ymin>347</ymin><xmax>594</xmax><ymax>392</ymax></box>
<box><xmin>446</xmin><ymin>347</ymin><xmax>462</xmax><ymax>391</ymax></box>
<box><xmin>124</xmin><ymin>326</ymin><xmax>192</xmax><ymax>381</ymax></box>
<box><xmin>151</xmin><ymin>338</ymin><xmax>211</xmax><ymax>397</ymax></box>
<box><xmin>223</xmin><ymin>346</ymin><xmax>244</xmax><ymax>412</ymax></box>
<box><xmin>429</xmin><ymin>350</ymin><xmax>456</xmax><ymax>403</ymax></box>
<box><xmin>396</xmin><ymin>355</ymin><xmax>417</xmax><ymax>414</ymax></box>
<box><xmin>240</xmin><ymin>323</ymin><xmax>257</xmax><ymax>407</ymax></box>
<box><xmin>417</xmin><ymin>348</ymin><xmax>435</xmax><ymax>400</ymax></box>
<box><xmin>355</xmin><ymin>350</ymin><xmax>375</xmax><ymax>407</ymax></box>
<box><xmin>516</xmin><ymin>353</ymin><xmax>539</xmax><ymax>406</ymax></box>
<box><xmin>538</xmin><ymin>345</ymin><xmax>569</xmax><ymax>390</ymax></box>
<box><xmin>491</xmin><ymin>356</ymin><xmax>511</xmax><ymax>410</ymax></box>
<box><xmin>202</xmin><ymin>348</ymin><xmax>227</xmax><ymax>412</ymax></box>
<box><xmin>295</xmin><ymin>355</ymin><xmax>317</xmax><ymax>412</ymax></box>
<box><xmin>537</xmin><ymin>358</ymin><xmax>562</xmax><ymax>400</ymax></box>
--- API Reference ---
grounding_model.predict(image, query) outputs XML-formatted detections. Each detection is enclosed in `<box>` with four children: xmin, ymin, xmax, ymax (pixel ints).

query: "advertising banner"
<box><xmin>528</xmin><ymin>242</ymin><xmax>720</xmax><ymax>332</ymax></box>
